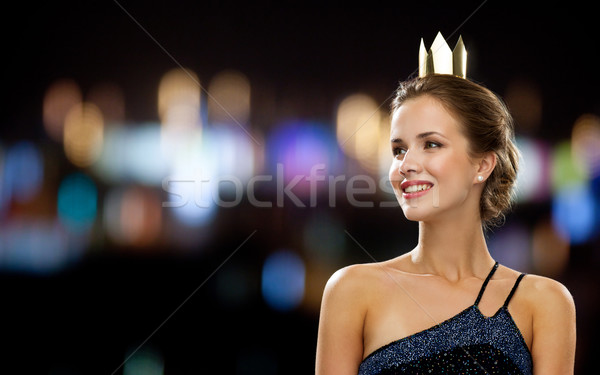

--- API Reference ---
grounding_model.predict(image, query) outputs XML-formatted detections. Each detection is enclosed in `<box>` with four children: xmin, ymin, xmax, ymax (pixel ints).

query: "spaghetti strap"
<box><xmin>474</xmin><ymin>261</ymin><xmax>499</xmax><ymax>306</ymax></box>
<box><xmin>503</xmin><ymin>273</ymin><xmax>527</xmax><ymax>308</ymax></box>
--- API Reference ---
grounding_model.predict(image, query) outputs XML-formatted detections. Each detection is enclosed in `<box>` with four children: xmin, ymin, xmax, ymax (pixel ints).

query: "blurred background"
<box><xmin>2</xmin><ymin>1</ymin><xmax>599</xmax><ymax>373</ymax></box>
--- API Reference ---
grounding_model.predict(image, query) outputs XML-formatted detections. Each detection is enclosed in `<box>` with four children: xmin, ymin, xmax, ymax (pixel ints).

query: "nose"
<box><xmin>398</xmin><ymin>150</ymin><xmax>421</xmax><ymax>177</ymax></box>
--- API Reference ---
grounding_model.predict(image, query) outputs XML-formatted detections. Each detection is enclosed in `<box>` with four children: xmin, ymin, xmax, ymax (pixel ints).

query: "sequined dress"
<box><xmin>358</xmin><ymin>261</ymin><xmax>532</xmax><ymax>374</ymax></box>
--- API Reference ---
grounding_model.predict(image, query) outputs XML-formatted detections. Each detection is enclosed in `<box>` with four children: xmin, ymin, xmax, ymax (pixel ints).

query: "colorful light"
<box><xmin>93</xmin><ymin>123</ymin><xmax>170</xmax><ymax>186</ymax></box>
<box><xmin>267</xmin><ymin>120</ymin><xmax>341</xmax><ymax>198</ymax></box>
<box><xmin>123</xmin><ymin>347</ymin><xmax>164</xmax><ymax>375</ymax></box>
<box><xmin>207</xmin><ymin>69</ymin><xmax>251</xmax><ymax>125</ymax></box>
<box><xmin>571</xmin><ymin>113</ymin><xmax>600</xmax><ymax>178</ymax></box>
<box><xmin>515</xmin><ymin>136</ymin><xmax>551</xmax><ymax>203</ymax></box>
<box><xmin>550</xmin><ymin>140</ymin><xmax>588</xmax><ymax>193</ymax></box>
<box><xmin>0</xmin><ymin>218</ymin><xmax>87</xmax><ymax>274</ymax></box>
<box><xmin>551</xmin><ymin>183</ymin><xmax>597</xmax><ymax>245</ymax></box>
<box><xmin>57</xmin><ymin>172</ymin><xmax>98</xmax><ymax>232</ymax></box>
<box><xmin>63</xmin><ymin>102</ymin><xmax>104</xmax><ymax>167</ymax></box>
<box><xmin>336</xmin><ymin>93</ymin><xmax>387</xmax><ymax>174</ymax></box>
<box><xmin>103</xmin><ymin>186</ymin><xmax>162</xmax><ymax>248</ymax></box>
<box><xmin>1</xmin><ymin>141</ymin><xmax>44</xmax><ymax>204</ymax></box>
<box><xmin>158</xmin><ymin>68</ymin><xmax>203</xmax><ymax>164</ymax></box>
<box><xmin>204</xmin><ymin>124</ymin><xmax>256</xmax><ymax>186</ymax></box>
<box><xmin>43</xmin><ymin>78</ymin><xmax>82</xmax><ymax>142</ymax></box>
<box><xmin>124</xmin><ymin>123</ymin><xmax>170</xmax><ymax>185</ymax></box>
<box><xmin>261</xmin><ymin>250</ymin><xmax>305</xmax><ymax>311</ymax></box>
<box><xmin>163</xmin><ymin>129</ymin><xmax>218</xmax><ymax>227</ymax></box>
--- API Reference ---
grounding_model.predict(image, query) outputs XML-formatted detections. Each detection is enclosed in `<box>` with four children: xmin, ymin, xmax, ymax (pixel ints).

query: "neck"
<box><xmin>411</xmin><ymin>215</ymin><xmax>495</xmax><ymax>282</ymax></box>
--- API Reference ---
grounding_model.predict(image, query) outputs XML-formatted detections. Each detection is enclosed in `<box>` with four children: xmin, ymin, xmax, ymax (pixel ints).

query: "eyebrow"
<box><xmin>390</xmin><ymin>131</ymin><xmax>446</xmax><ymax>143</ymax></box>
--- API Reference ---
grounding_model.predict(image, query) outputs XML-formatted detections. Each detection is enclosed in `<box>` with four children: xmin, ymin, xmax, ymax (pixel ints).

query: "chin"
<box><xmin>400</xmin><ymin>201</ymin><xmax>436</xmax><ymax>222</ymax></box>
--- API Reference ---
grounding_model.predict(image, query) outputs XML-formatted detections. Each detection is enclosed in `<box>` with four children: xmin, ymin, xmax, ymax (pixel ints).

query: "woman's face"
<box><xmin>388</xmin><ymin>95</ymin><xmax>481</xmax><ymax>223</ymax></box>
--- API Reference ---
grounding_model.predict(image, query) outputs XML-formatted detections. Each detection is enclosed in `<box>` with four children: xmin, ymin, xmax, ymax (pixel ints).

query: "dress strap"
<box><xmin>474</xmin><ymin>261</ymin><xmax>499</xmax><ymax>306</ymax></box>
<box><xmin>503</xmin><ymin>273</ymin><xmax>527</xmax><ymax>308</ymax></box>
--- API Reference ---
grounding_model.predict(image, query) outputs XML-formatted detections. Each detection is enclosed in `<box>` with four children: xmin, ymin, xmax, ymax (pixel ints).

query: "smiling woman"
<box><xmin>315</xmin><ymin>34</ymin><xmax>576</xmax><ymax>375</ymax></box>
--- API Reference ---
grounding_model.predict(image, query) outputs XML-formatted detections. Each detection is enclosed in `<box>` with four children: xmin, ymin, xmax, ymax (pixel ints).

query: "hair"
<box><xmin>391</xmin><ymin>74</ymin><xmax>520</xmax><ymax>228</ymax></box>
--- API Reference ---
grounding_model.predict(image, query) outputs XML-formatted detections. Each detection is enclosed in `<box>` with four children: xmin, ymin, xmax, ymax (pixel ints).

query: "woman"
<box><xmin>315</xmin><ymin>73</ymin><xmax>576</xmax><ymax>374</ymax></box>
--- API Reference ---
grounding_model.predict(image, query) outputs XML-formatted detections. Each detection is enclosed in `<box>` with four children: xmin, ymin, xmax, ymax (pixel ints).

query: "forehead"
<box><xmin>390</xmin><ymin>95</ymin><xmax>460</xmax><ymax>138</ymax></box>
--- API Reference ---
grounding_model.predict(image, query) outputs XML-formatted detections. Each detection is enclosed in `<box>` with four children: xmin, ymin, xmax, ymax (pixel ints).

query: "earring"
<box><xmin>477</xmin><ymin>175</ymin><xmax>484</xmax><ymax>182</ymax></box>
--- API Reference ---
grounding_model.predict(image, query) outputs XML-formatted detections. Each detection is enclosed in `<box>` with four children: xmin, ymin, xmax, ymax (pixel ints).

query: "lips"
<box><xmin>400</xmin><ymin>180</ymin><xmax>434</xmax><ymax>199</ymax></box>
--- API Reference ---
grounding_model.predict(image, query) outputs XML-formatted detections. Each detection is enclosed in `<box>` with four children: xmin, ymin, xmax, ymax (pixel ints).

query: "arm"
<box><xmin>315</xmin><ymin>265</ymin><xmax>369</xmax><ymax>375</ymax></box>
<box><xmin>530</xmin><ymin>276</ymin><xmax>576</xmax><ymax>374</ymax></box>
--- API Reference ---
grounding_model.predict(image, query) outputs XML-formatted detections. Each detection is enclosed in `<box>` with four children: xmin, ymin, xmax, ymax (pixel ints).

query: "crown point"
<box><xmin>419</xmin><ymin>38</ymin><xmax>428</xmax><ymax>77</ymax></box>
<box><xmin>430</xmin><ymin>31</ymin><xmax>453</xmax><ymax>75</ymax></box>
<box><xmin>453</xmin><ymin>35</ymin><xmax>467</xmax><ymax>78</ymax></box>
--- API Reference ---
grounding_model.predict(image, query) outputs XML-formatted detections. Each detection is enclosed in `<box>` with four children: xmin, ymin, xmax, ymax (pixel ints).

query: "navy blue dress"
<box><xmin>358</xmin><ymin>261</ymin><xmax>532</xmax><ymax>374</ymax></box>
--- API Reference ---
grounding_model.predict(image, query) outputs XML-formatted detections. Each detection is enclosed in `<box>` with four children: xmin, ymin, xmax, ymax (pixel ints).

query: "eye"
<box><xmin>425</xmin><ymin>141</ymin><xmax>442</xmax><ymax>149</ymax></box>
<box><xmin>392</xmin><ymin>147</ymin><xmax>406</xmax><ymax>159</ymax></box>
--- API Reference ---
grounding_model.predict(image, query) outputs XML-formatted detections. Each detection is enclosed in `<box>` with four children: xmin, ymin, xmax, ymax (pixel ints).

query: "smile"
<box><xmin>403</xmin><ymin>184</ymin><xmax>432</xmax><ymax>193</ymax></box>
<box><xmin>400</xmin><ymin>180</ymin><xmax>434</xmax><ymax>199</ymax></box>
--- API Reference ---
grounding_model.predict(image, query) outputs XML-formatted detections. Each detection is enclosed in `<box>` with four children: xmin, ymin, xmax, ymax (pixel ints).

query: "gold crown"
<box><xmin>419</xmin><ymin>32</ymin><xmax>467</xmax><ymax>78</ymax></box>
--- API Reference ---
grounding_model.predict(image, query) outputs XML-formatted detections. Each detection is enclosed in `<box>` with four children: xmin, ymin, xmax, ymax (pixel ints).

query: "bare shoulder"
<box><xmin>323</xmin><ymin>262</ymin><xmax>383</xmax><ymax>299</ymax></box>
<box><xmin>517</xmin><ymin>273</ymin><xmax>577</xmax><ymax>372</ymax></box>
<box><xmin>496</xmin><ymin>264</ymin><xmax>575</xmax><ymax>309</ymax></box>
<box><xmin>322</xmin><ymin>260</ymin><xmax>409</xmax><ymax>317</ymax></box>
<box><xmin>520</xmin><ymin>273</ymin><xmax>576</xmax><ymax>312</ymax></box>
<box><xmin>317</xmin><ymin>263</ymin><xmax>387</xmax><ymax>374</ymax></box>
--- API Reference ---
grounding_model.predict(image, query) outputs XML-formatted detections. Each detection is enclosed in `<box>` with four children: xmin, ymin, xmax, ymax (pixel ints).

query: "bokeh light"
<box><xmin>336</xmin><ymin>93</ymin><xmax>387</xmax><ymax>174</ymax></box>
<box><xmin>377</xmin><ymin>112</ymin><xmax>393</xmax><ymax>180</ymax></box>
<box><xmin>0</xmin><ymin>218</ymin><xmax>85</xmax><ymax>274</ymax></box>
<box><xmin>261</xmin><ymin>249</ymin><xmax>305</xmax><ymax>311</ymax></box>
<box><xmin>551</xmin><ymin>140</ymin><xmax>588</xmax><ymax>193</ymax></box>
<box><xmin>571</xmin><ymin>113</ymin><xmax>600</xmax><ymax>178</ymax></box>
<box><xmin>551</xmin><ymin>183</ymin><xmax>597</xmax><ymax>245</ymax></box>
<box><xmin>515</xmin><ymin>136</ymin><xmax>551</xmax><ymax>203</ymax></box>
<box><xmin>93</xmin><ymin>123</ymin><xmax>171</xmax><ymax>186</ymax></box>
<box><xmin>103</xmin><ymin>186</ymin><xmax>162</xmax><ymax>248</ymax></box>
<box><xmin>163</xmin><ymin>128</ymin><xmax>219</xmax><ymax>227</ymax></box>
<box><xmin>158</xmin><ymin>68</ymin><xmax>202</xmax><ymax>164</ymax></box>
<box><xmin>0</xmin><ymin>144</ymin><xmax>5</xmax><ymax>215</ymax></box>
<box><xmin>63</xmin><ymin>102</ymin><xmax>104</xmax><ymax>167</ymax></box>
<box><xmin>57</xmin><ymin>172</ymin><xmax>98</xmax><ymax>232</ymax></box>
<box><xmin>207</xmin><ymin>69</ymin><xmax>251</xmax><ymax>125</ymax></box>
<box><xmin>204</xmin><ymin>124</ymin><xmax>257</xmax><ymax>186</ymax></box>
<box><xmin>1</xmin><ymin>141</ymin><xmax>44</xmax><ymax>204</ymax></box>
<box><xmin>123</xmin><ymin>347</ymin><xmax>164</xmax><ymax>375</ymax></box>
<box><xmin>43</xmin><ymin>78</ymin><xmax>82</xmax><ymax>142</ymax></box>
<box><xmin>268</xmin><ymin>120</ymin><xmax>341</xmax><ymax>198</ymax></box>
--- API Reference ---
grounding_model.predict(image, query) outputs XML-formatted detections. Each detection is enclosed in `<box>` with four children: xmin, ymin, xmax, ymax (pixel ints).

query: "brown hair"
<box><xmin>391</xmin><ymin>74</ymin><xmax>520</xmax><ymax>228</ymax></box>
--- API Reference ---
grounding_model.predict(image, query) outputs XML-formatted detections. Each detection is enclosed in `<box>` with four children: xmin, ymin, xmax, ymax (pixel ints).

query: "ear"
<box><xmin>474</xmin><ymin>152</ymin><xmax>496</xmax><ymax>183</ymax></box>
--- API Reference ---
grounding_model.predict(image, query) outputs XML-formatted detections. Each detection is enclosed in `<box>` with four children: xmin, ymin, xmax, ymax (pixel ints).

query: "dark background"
<box><xmin>2</xmin><ymin>1</ymin><xmax>599</xmax><ymax>374</ymax></box>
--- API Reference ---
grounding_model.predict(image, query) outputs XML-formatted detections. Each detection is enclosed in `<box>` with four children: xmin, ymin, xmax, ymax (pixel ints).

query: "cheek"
<box><xmin>426</xmin><ymin>155</ymin><xmax>473</xmax><ymax>193</ymax></box>
<box><xmin>423</xmin><ymin>155</ymin><xmax>449</xmax><ymax>179</ymax></box>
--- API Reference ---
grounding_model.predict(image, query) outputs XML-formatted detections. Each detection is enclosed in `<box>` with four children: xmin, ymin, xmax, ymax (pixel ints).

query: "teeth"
<box><xmin>404</xmin><ymin>184</ymin><xmax>432</xmax><ymax>193</ymax></box>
